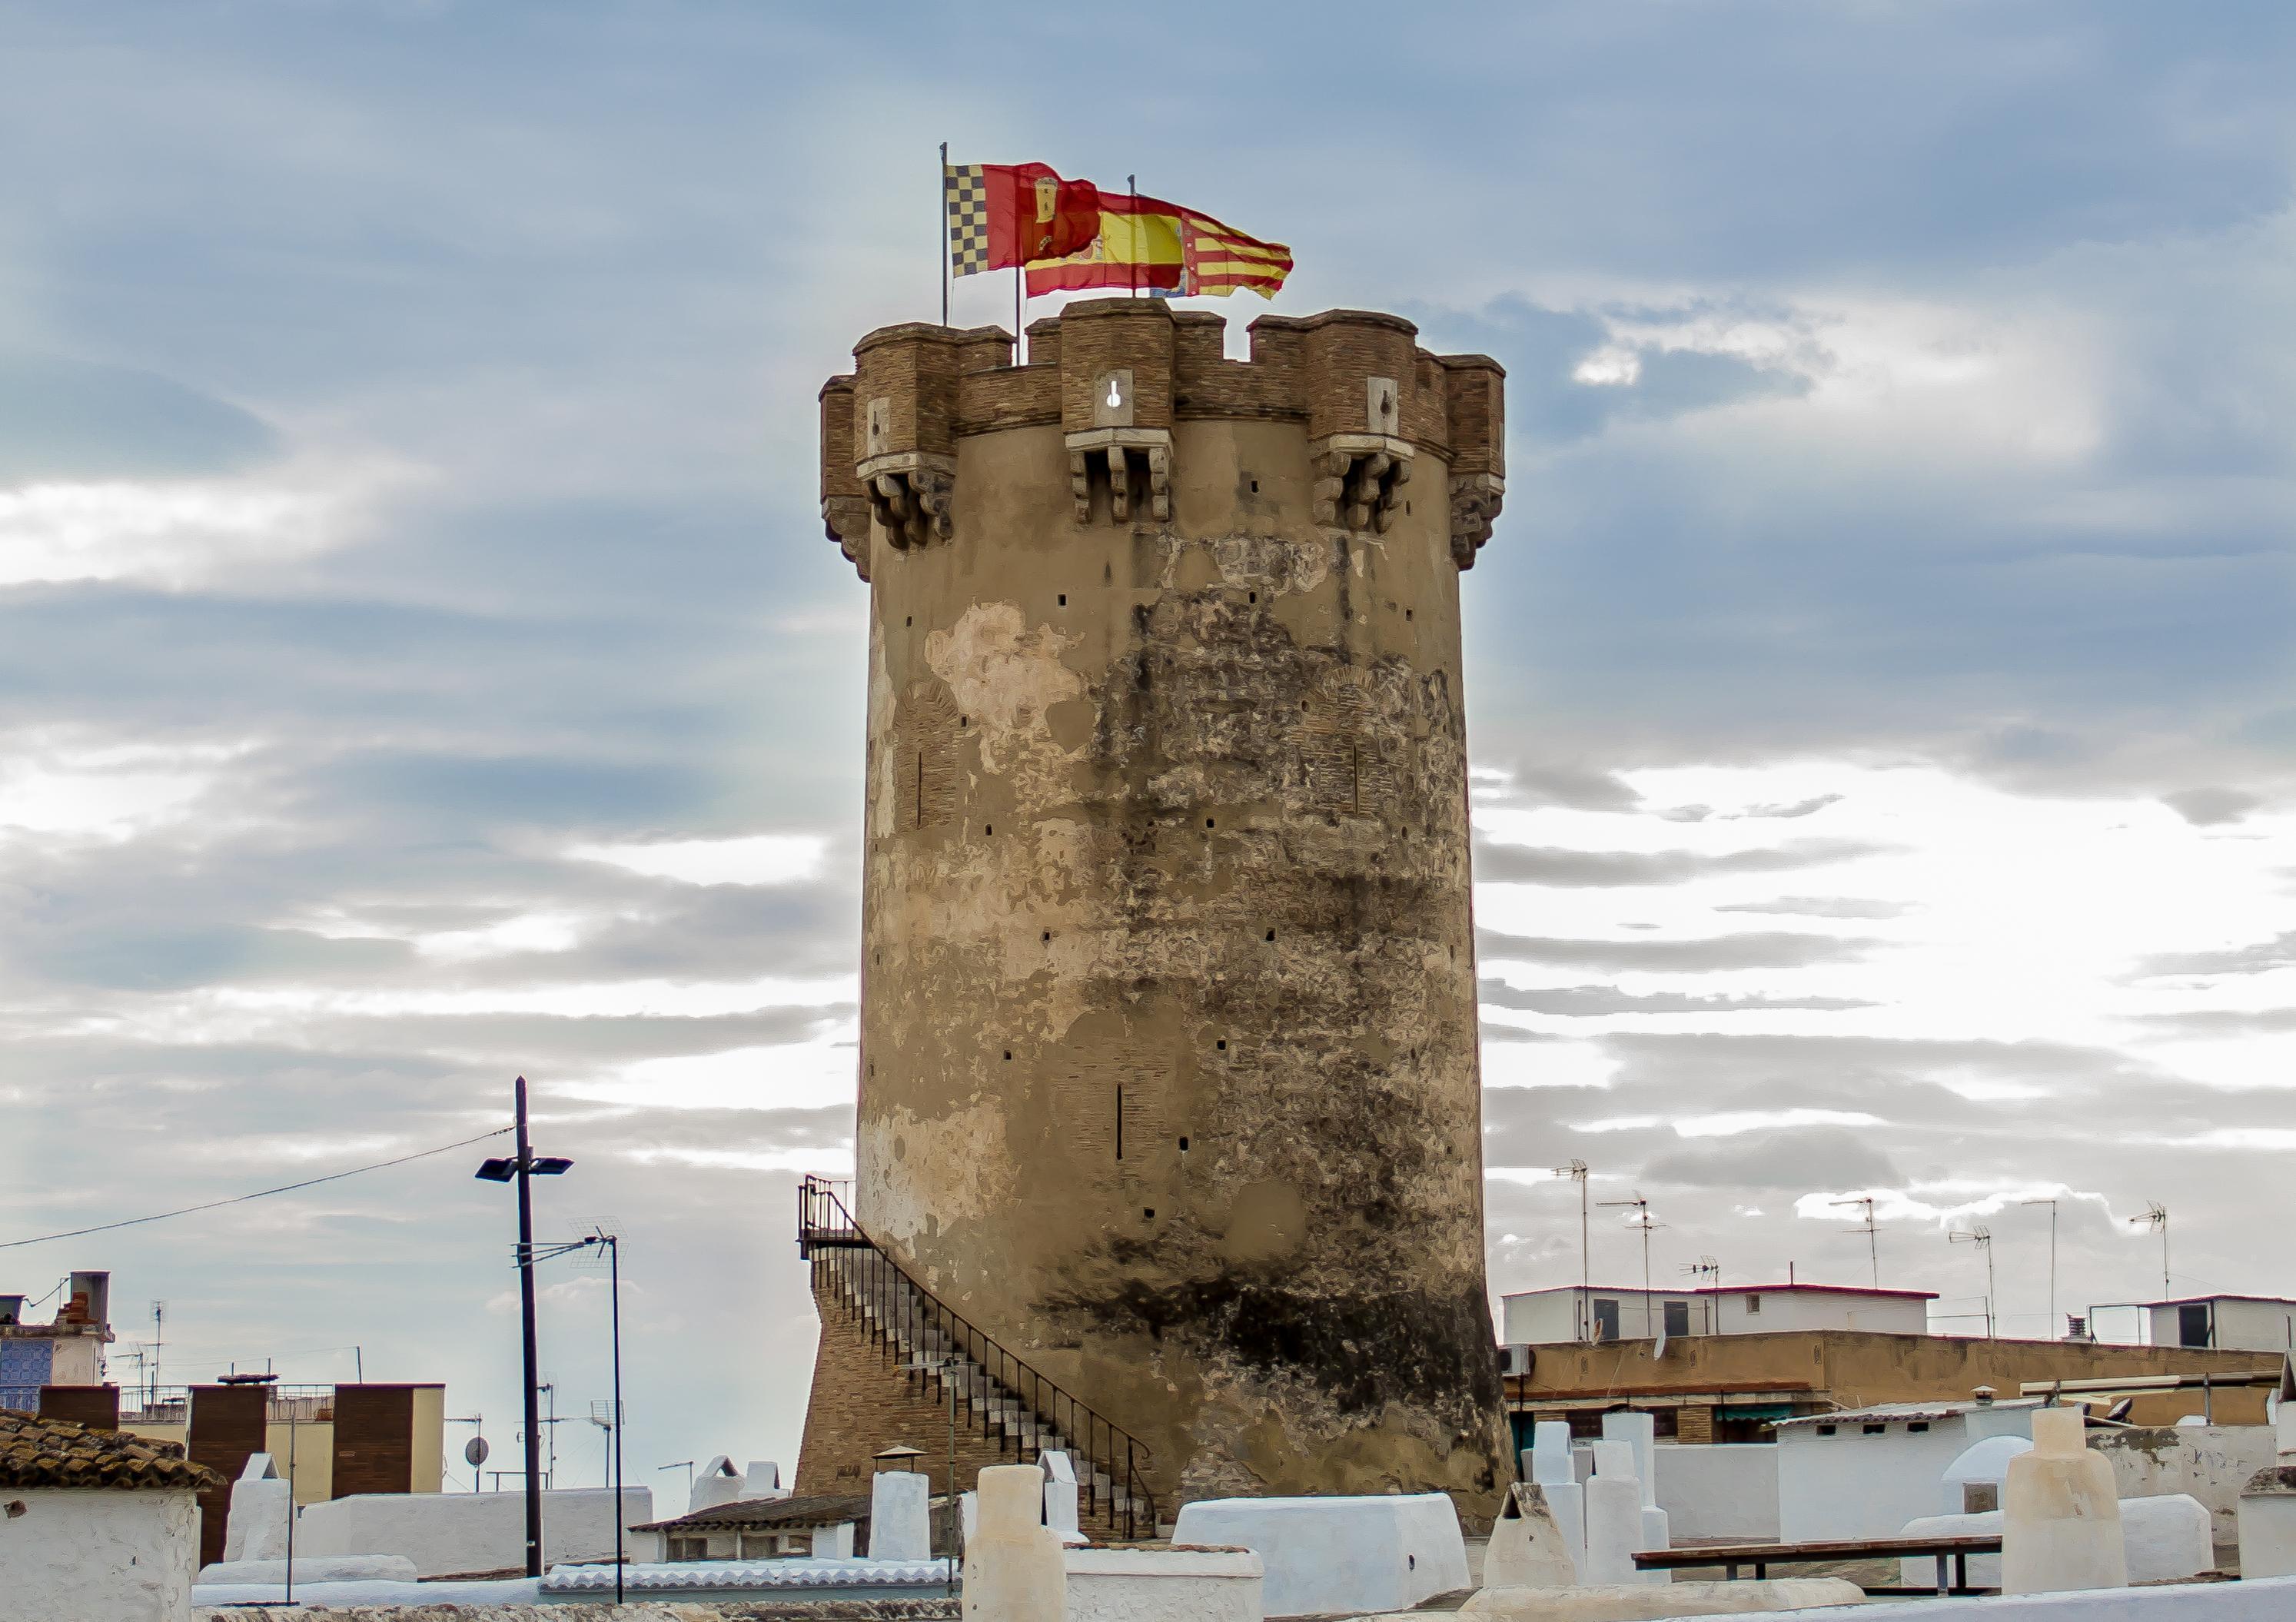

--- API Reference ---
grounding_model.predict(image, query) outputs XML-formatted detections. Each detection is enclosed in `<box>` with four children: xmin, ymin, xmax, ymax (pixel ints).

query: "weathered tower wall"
<box><xmin>812</xmin><ymin>298</ymin><xmax>1510</xmax><ymax>1507</ymax></box>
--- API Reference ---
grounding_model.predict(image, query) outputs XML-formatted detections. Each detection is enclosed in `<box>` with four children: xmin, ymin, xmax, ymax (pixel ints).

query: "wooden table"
<box><xmin>1633</xmin><ymin>1533</ymin><xmax>2004</xmax><ymax>1597</ymax></box>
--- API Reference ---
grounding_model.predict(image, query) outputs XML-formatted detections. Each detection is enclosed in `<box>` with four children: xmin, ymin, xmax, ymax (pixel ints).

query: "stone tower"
<box><xmin>803</xmin><ymin>297</ymin><xmax>1510</xmax><ymax>1513</ymax></box>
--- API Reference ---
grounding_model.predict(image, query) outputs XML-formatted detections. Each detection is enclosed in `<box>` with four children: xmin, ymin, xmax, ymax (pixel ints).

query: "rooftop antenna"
<box><xmin>1599</xmin><ymin>1193</ymin><xmax>1662</xmax><ymax>1337</ymax></box>
<box><xmin>2129</xmin><ymin>1202</ymin><xmax>2170</xmax><ymax>1301</ymax></box>
<box><xmin>1951</xmin><ymin>1225</ymin><xmax>1996</xmax><ymax>1339</ymax></box>
<box><xmin>1682</xmin><ymin>1255</ymin><xmax>1720</xmax><ymax>1335</ymax></box>
<box><xmin>149</xmin><ymin>1301</ymin><xmax>165</xmax><ymax>1409</ymax></box>
<box><xmin>588</xmin><ymin>1400</ymin><xmax>615</xmax><ymax>1485</ymax></box>
<box><xmin>2021</xmin><ymin>1197</ymin><xmax>2059</xmax><ymax>1340</ymax></box>
<box><xmin>1553</xmin><ymin>1160</ymin><xmax>1591</xmax><ymax>1341</ymax></box>
<box><xmin>1833</xmin><ymin>1197</ymin><xmax>1881</xmax><ymax>1288</ymax></box>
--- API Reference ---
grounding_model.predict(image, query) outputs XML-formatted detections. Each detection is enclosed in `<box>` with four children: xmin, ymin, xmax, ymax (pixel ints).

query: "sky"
<box><xmin>3</xmin><ymin>1</ymin><xmax>2293</xmax><ymax>1497</ymax></box>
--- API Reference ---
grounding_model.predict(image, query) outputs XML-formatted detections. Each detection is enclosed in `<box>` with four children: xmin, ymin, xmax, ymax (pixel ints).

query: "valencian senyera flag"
<box><xmin>946</xmin><ymin>161</ymin><xmax>1292</xmax><ymax>300</ymax></box>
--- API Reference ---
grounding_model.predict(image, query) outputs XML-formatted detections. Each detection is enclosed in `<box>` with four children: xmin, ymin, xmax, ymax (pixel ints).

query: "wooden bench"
<box><xmin>1634</xmin><ymin>1533</ymin><xmax>2004</xmax><ymax>1596</ymax></box>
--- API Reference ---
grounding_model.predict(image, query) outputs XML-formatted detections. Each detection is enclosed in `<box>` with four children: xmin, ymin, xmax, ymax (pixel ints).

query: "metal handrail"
<box><xmin>797</xmin><ymin>1174</ymin><xmax>1157</xmax><ymax>1539</ymax></box>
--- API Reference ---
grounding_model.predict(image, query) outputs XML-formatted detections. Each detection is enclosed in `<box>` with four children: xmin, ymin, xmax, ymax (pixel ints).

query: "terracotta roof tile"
<box><xmin>0</xmin><ymin>1409</ymin><xmax>222</xmax><ymax>1491</ymax></box>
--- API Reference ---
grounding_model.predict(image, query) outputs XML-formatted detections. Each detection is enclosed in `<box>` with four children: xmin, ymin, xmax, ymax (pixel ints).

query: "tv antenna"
<box><xmin>2020</xmin><ymin>1197</ymin><xmax>2059</xmax><ymax>1339</ymax></box>
<box><xmin>2128</xmin><ymin>1202</ymin><xmax>2169</xmax><ymax>1300</ymax></box>
<box><xmin>1599</xmin><ymin>1193</ymin><xmax>1663</xmax><ymax>1337</ymax></box>
<box><xmin>1683</xmin><ymin>1255</ymin><xmax>1720</xmax><ymax>1335</ymax></box>
<box><xmin>1553</xmin><ymin>1160</ymin><xmax>1591</xmax><ymax>1341</ymax></box>
<box><xmin>1832</xmin><ymin>1197</ymin><xmax>1881</xmax><ymax>1288</ymax></box>
<box><xmin>1951</xmin><ymin>1225</ymin><xmax>1995</xmax><ymax>1339</ymax></box>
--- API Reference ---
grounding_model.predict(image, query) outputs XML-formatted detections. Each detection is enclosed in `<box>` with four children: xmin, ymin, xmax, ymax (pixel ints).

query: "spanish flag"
<box><xmin>1025</xmin><ymin>191</ymin><xmax>1292</xmax><ymax>300</ymax></box>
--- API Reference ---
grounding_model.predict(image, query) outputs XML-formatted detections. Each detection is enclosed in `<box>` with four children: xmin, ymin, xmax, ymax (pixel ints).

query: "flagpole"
<box><xmin>939</xmin><ymin>141</ymin><xmax>949</xmax><ymax>327</ymax></box>
<box><xmin>1128</xmin><ymin>174</ymin><xmax>1138</xmax><ymax>297</ymax></box>
<box><xmin>1014</xmin><ymin>268</ymin><xmax>1023</xmax><ymax>365</ymax></box>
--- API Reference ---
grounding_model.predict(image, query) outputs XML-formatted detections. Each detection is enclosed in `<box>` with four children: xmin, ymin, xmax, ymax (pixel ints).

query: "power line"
<box><xmin>0</xmin><ymin>1128</ymin><xmax>514</xmax><ymax>1251</ymax></box>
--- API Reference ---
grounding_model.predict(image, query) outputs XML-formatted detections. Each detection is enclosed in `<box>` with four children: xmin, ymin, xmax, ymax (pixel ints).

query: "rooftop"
<box><xmin>1773</xmin><ymin>1397</ymin><xmax>2045</xmax><ymax>1431</ymax></box>
<box><xmin>2123</xmin><ymin>1294</ymin><xmax>2296</xmax><ymax>1310</ymax></box>
<box><xmin>1504</xmin><ymin>1282</ymin><xmax>1940</xmax><ymax>1302</ymax></box>
<box><xmin>633</xmin><ymin>1492</ymin><xmax>875</xmax><ymax>1534</ymax></box>
<box><xmin>0</xmin><ymin>1411</ymin><xmax>222</xmax><ymax>1491</ymax></box>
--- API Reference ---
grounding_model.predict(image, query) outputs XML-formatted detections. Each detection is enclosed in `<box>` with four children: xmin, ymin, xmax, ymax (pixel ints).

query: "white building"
<box><xmin>1500</xmin><ymin>1281</ymin><xmax>1936</xmax><ymax>1345</ymax></box>
<box><xmin>0</xmin><ymin>1408</ymin><xmax>218</xmax><ymax>1622</ymax></box>
<box><xmin>2122</xmin><ymin>1295</ymin><xmax>2296</xmax><ymax>1353</ymax></box>
<box><xmin>1774</xmin><ymin>1396</ymin><xmax>2038</xmax><ymax>1544</ymax></box>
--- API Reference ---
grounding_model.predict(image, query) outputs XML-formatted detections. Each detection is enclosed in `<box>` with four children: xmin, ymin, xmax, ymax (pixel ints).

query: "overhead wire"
<box><xmin>0</xmin><ymin>1127</ymin><xmax>514</xmax><ymax>1251</ymax></box>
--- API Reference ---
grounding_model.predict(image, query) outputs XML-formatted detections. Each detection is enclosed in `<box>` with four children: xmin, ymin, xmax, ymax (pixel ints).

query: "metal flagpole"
<box><xmin>1127</xmin><ymin>174</ymin><xmax>1138</xmax><ymax>296</ymax></box>
<box><xmin>1015</xmin><ymin>268</ymin><xmax>1022</xmax><ymax>365</ymax></box>
<box><xmin>939</xmin><ymin>142</ymin><xmax>950</xmax><ymax>327</ymax></box>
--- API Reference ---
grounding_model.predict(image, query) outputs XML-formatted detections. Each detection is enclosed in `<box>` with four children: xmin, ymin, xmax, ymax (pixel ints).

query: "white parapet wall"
<box><xmin>1171</xmin><ymin>1493</ymin><xmax>1469</xmax><ymax>1618</ymax></box>
<box><xmin>1068</xmin><ymin>1546</ymin><xmax>1264</xmax><ymax>1622</ymax></box>
<box><xmin>4</xmin><ymin>1487</ymin><xmax>201</xmax><ymax>1622</ymax></box>
<box><xmin>292</xmin><ymin>1485</ymin><xmax>651</xmax><ymax>1577</ymax></box>
<box><xmin>1654</xmin><ymin>1444</ymin><xmax>1782</xmax><ymax>1542</ymax></box>
<box><xmin>1729</xmin><ymin>1572</ymin><xmax>2296</xmax><ymax>1620</ymax></box>
<box><xmin>2092</xmin><ymin>1427</ymin><xmax>2273</xmax><ymax>1546</ymax></box>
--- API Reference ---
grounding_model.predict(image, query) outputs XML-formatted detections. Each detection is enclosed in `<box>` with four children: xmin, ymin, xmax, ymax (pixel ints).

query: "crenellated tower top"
<box><xmin>819</xmin><ymin>298</ymin><xmax>1504</xmax><ymax>581</ymax></box>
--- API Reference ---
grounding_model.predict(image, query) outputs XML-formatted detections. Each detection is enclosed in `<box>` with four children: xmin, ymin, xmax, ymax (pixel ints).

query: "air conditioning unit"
<box><xmin>1497</xmin><ymin>1343</ymin><xmax>1534</xmax><ymax>1378</ymax></box>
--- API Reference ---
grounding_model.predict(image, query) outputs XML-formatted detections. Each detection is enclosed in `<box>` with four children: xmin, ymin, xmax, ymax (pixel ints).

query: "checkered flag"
<box><xmin>946</xmin><ymin>164</ymin><xmax>991</xmax><ymax>278</ymax></box>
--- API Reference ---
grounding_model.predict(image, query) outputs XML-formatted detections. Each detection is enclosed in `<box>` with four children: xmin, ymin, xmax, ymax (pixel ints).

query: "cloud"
<box><xmin>2133</xmin><ymin>931</ymin><xmax>2296</xmax><ymax>979</ymax></box>
<box><xmin>1645</xmin><ymin>1127</ymin><xmax>1904</xmax><ymax>1192</ymax></box>
<box><xmin>1497</xmin><ymin>763</ymin><xmax>1643</xmax><ymax>813</ymax></box>
<box><xmin>0</xmin><ymin>459</ymin><xmax>408</xmax><ymax>590</ymax></box>
<box><xmin>568</xmin><ymin>833</ymin><xmax>829</xmax><ymax>886</ymax></box>
<box><xmin>1474</xmin><ymin>836</ymin><xmax>1889</xmax><ymax>888</ymax></box>
<box><xmin>1479</xmin><ymin>979</ymin><xmax>1876</xmax><ymax>1016</ymax></box>
<box><xmin>1479</xmin><ymin>929</ymin><xmax>1880</xmax><ymax>973</ymax></box>
<box><xmin>2160</xmin><ymin>787</ymin><xmax>2263</xmax><ymax>826</ymax></box>
<box><xmin>0</xmin><ymin>350</ymin><xmax>280</xmax><ymax>482</ymax></box>
<box><xmin>1715</xmin><ymin>896</ymin><xmax>1912</xmax><ymax>919</ymax></box>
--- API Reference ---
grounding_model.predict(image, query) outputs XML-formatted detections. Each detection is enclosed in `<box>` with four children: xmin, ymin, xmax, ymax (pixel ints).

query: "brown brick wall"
<box><xmin>819</xmin><ymin>375</ymin><xmax>860</xmax><ymax>500</ymax></box>
<box><xmin>958</xmin><ymin>366</ymin><xmax>1059</xmax><ymax>434</ymax></box>
<box><xmin>39</xmin><ymin>1384</ymin><xmax>119</xmax><ymax>1430</ymax></box>
<box><xmin>189</xmin><ymin>1384</ymin><xmax>267</xmax><ymax>1567</ymax></box>
<box><xmin>832</xmin><ymin>304</ymin><xmax>1504</xmax><ymax>504</ymax></box>
<box><xmin>1058</xmin><ymin>299</ymin><xmax>1176</xmax><ymax>433</ymax></box>
<box><xmin>792</xmin><ymin>1287</ymin><xmax>1026</xmax><ymax>1505</ymax></box>
<box><xmin>332</xmin><ymin>1384</ymin><xmax>416</xmax><ymax>1497</ymax></box>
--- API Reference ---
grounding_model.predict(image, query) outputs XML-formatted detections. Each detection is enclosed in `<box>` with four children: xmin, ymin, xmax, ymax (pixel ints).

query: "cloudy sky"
<box><xmin>4</xmin><ymin>2</ymin><xmax>2292</xmax><ymax>1493</ymax></box>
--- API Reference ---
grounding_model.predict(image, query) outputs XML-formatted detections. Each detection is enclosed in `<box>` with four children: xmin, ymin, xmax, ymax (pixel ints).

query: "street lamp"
<box><xmin>474</xmin><ymin>1075</ymin><xmax>571</xmax><ymax>1579</ymax></box>
<box><xmin>529</xmin><ymin>1229</ymin><xmax>625</xmax><ymax>1604</ymax></box>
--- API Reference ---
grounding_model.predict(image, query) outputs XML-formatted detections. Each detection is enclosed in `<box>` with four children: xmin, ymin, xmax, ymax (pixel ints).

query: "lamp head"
<box><xmin>474</xmin><ymin>1158</ymin><xmax>517</xmax><ymax>1183</ymax></box>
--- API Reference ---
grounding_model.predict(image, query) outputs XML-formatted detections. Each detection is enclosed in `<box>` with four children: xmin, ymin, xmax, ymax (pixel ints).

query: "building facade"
<box><xmin>1504</xmin><ymin>1329</ymin><xmax>2275</xmax><ymax>1448</ymax></box>
<box><xmin>1501</xmin><ymin>1282</ymin><xmax>1935</xmax><ymax>1345</ymax></box>
<box><xmin>803</xmin><ymin>297</ymin><xmax>1512</xmax><ymax>1511</ymax></box>
<box><xmin>2128</xmin><ymin>1295</ymin><xmax>2296</xmax><ymax>1353</ymax></box>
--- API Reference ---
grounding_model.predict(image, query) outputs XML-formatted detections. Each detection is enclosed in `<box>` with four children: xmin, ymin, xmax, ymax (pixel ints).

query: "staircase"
<box><xmin>798</xmin><ymin>1175</ymin><xmax>1158</xmax><ymax>1540</ymax></box>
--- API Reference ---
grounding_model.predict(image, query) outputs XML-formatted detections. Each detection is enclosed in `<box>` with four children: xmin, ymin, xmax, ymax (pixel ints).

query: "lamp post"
<box><xmin>529</xmin><ymin>1228</ymin><xmax>624</xmax><ymax>1604</ymax></box>
<box><xmin>475</xmin><ymin>1075</ymin><xmax>573</xmax><ymax>1579</ymax></box>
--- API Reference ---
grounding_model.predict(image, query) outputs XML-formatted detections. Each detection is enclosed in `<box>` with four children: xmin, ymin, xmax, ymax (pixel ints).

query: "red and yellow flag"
<box><xmin>1025</xmin><ymin>189</ymin><xmax>1292</xmax><ymax>300</ymax></box>
<box><xmin>945</xmin><ymin>161</ymin><xmax>1103</xmax><ymax>277</ymax></box>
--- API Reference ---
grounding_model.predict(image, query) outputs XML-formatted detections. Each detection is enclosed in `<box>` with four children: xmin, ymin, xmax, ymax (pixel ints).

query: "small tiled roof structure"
<box><xmin>0</xmin><ymin>1409</ymin><xmax>222</xmax><ymax>1491</ymax></box>
<box><xmin>633</xmin><ymin>1492</ymin><xmax>873</xmax><ymax>1535</ymax></box>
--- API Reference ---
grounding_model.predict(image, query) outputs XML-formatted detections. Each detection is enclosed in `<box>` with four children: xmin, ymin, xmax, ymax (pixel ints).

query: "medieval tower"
<box><xmin>798</xmin><ymin>297</ymin><xmax>1510</xmax><ymax>1521</ymax></box>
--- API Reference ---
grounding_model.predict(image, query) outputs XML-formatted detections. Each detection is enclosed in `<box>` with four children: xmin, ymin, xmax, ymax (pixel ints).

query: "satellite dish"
<box><xmin>465</xmin><ymin>1436</ymin><xmax>490</xmax><ymax>1467</ymax></box>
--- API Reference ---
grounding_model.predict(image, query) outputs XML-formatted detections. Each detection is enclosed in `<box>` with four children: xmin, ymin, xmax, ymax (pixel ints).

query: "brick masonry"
<box><xmin>791</xmin><ymin>1283</ymin><xmax>1042</xmax><ymax>1511</ymax></box>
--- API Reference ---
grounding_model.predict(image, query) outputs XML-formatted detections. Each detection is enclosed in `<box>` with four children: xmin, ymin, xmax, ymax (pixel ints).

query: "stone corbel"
<box><xmin>1448</xmin><ymin>472</ymin><xmax>1505</xmax><ymax>569</ymax></box>
<box><xmin>822</xmin><ymin>494</ymin><xmax>872</xmax><ymax>581</ymax></box>
<box><xmin>857</xmin><ymin>451</ymin><xmax>956</xmax><ymax>550</ymax></box>
<box><xmin>1064</xmin><ymin>427</ymin><xmax>1172</xmax><ymax>525</ymax></box>
<box><xmin>1311</xmin><ymin>434</ymin><xmax>1414</xmax><ymax>533</ymax></box>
